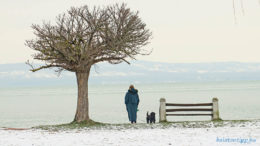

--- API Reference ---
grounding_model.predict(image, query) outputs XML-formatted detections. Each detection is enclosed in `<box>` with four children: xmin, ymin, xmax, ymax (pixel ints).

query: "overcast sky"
<box><xmin>0</xmin><ymin>0</ymin><xmax>260</xmax><ymax>64</ymax></box>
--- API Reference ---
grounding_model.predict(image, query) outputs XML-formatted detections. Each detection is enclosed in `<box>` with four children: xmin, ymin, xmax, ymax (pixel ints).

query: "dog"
<box><xmin>146</xmin><ymin>112</ymin><xmax>156</xmax><ymax>124</ymax></box>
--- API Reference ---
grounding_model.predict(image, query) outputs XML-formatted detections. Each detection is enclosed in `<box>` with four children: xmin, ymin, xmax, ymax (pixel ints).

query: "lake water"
<box><xmin>1</xmin><ymin>81</ymin><xmax>260</xmax><ymax>128</ymax></box>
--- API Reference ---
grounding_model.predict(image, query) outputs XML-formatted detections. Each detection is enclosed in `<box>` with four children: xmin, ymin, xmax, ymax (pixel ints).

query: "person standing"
<box><xmin>125</xmin><ymin>85</ymin><xmax>139</xmax><ymax>124</ymax></box>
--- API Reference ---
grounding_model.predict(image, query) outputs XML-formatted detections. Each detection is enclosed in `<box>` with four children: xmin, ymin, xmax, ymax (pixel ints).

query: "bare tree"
<box><xmin>26</xmin><ymin>3</ymin><xmax>152</xmax><ymax>123</ymax></box>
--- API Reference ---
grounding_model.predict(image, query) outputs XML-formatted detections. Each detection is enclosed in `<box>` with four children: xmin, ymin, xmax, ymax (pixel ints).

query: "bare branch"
<box><xmin>26</xmin><ymin>60</ymin><xmax>57</xmax><ymax>72</ymax></box>
<box><xmin>233</xmin><ymin>0</ymin><xmax>237</xmax><ymax>24</ymax></box>
<box><xmin>26</xmin><ymin>3</ymin><xmax>152</xmax><ymax>73</ymax></box>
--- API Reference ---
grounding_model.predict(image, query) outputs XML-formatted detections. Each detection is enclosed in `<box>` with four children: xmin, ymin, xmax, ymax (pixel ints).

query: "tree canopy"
<box><xmin>26</xmin><ymin>3</ymin><xmax>152</xmax><ymax>73</ymax></box>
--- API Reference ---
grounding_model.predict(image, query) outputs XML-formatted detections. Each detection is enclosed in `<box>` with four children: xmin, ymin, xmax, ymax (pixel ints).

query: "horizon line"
<box><xmin>2</xmin><ymin>60</ymin><xmax>260</xmax><ymax>65</ymax></box>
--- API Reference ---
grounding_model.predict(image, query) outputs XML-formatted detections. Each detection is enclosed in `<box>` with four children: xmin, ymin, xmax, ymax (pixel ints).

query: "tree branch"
<box><xmin>26</xmin><ymin>3</ymin><xmax>152</xmax><ymax>73</ymax></box>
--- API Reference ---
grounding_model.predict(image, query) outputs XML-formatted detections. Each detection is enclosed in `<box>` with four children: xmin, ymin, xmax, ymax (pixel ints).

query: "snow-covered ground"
<box><xmin>1</xmin><ymin>121</ymin><xmax>260</xmax><ymax>146</ymax></box>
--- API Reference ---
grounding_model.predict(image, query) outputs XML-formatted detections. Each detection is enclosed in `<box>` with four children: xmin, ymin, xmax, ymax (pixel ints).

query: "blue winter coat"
<box><xmin>125</xmin><ymin>88</ymin><xmax>140</xmax><ymax>122</ymax></box>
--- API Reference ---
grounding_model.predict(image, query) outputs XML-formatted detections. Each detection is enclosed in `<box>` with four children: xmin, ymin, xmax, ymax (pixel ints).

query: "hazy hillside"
<box><xmin>1</xmin><ymin>61</ymin><xmax>260</xmax><ymax>87</ymax></box>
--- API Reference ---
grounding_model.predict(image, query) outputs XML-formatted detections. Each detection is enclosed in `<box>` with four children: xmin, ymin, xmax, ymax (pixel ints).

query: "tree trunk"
<box><xmin>74</xmin><ymin>67</ymin><xmax>91</xmax><ymax>122</ymax></box>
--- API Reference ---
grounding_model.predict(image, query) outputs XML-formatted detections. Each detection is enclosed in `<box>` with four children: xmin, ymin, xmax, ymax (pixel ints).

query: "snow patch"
<box><xmin>0</xmin><ymin>127</ymin><xmax>259</xmax><ymax>146</ymax></box>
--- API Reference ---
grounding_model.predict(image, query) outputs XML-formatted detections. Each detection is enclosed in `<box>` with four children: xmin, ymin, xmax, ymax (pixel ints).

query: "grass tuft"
<box><xmin>33</xmin><ymin>119</ymin><xmax>259</xmax><ymax>131</ymax></box>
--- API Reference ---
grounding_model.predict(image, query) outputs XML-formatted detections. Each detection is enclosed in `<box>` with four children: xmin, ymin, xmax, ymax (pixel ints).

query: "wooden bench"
<box><xmin>159</xmin><ymin>97</ymin><xmax>220</xmax><ymax>122</ymax></box>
